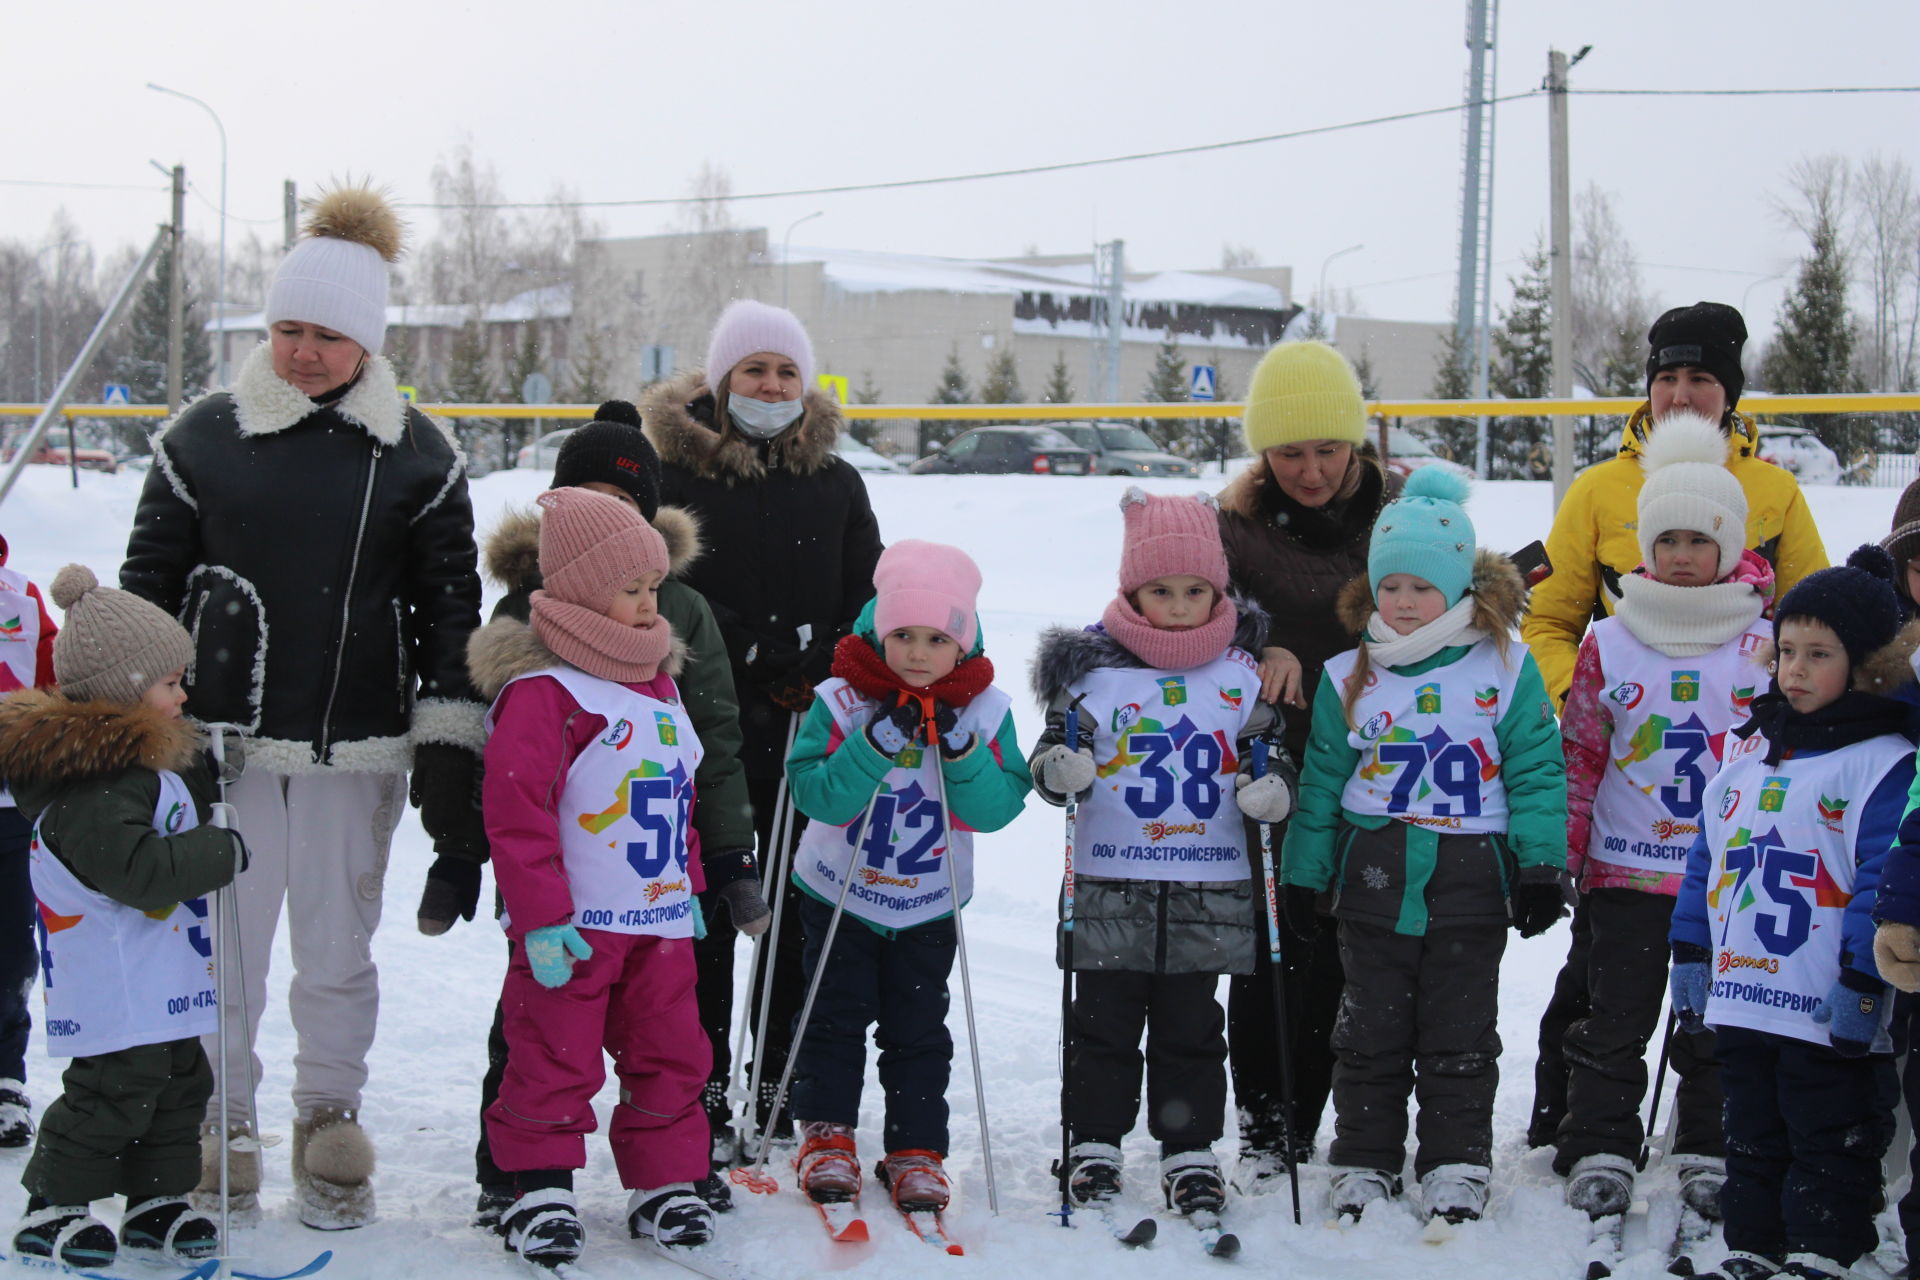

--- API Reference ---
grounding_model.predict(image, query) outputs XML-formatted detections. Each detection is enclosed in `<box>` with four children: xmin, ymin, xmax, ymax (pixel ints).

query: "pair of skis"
<box><xmin>0</xmin><ymin>1247</ymin><xmax>330</xmax><ymax>1280</ymax></box>
<box><xmin>1580</xmin><ymin>1201</ymin><xmax>1714</xmax><ymax>1278</ymax></box>
<box><xmin>810</xmin><ymin>1196</ymin><xmax>963</xmax><ymax>1256</ymax></box>
<box><xmin>1058</xmin><ymin>1201</ymin><xmax>1240</xmax><ymax>1261</ymax></box>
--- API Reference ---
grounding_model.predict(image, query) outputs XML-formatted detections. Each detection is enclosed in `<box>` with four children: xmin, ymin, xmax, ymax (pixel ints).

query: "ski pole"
<box><xmin>1053</xmin><ymin>699</ymin><xmax>1086</xmax><ymax>1227</ymax></box>
<box><xmin>734</xmin><ymin>710</ymin><xmax>802</xmax><ymax>1151</ymax></box>
<box><xmin>732</xmin><ymin>760</ymin><xmax>892</xmax><ymax>1194</ymax></box>
<box><xmin>1640</xmin><ymin>1007</ymin><xmax>1677</xmax><ymax>1170</ymax></box>
<box><xmin>203</xmin><ymin>721</ymin><xmax>257</xmax><ymax>1279</ymax></box>
<box><xmin>921</xmin><ymin>696</ymin><xmax>999</xmax><ymax>1215</ymax></box>
<box><xmin>1252</xmin><ymin>733</ymin><xmax>1302</xmax><ymax>1225</ymax></box>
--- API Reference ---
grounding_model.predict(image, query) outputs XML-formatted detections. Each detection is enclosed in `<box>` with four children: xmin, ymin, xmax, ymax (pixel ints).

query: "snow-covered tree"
<box><xmin>1489</xmin><ymin>243</ymin><xmax>1553</xmax><ymax>480</ymax></box>
<box><xmin>1042</xmin><ymin>350</ymin><xmax>1075</xmax><ymax>405</ymax></box>
<box><xmin>922</xmin><ymin>345</ymin><xmax>973</xmax><ymax>452</ymax></box>
<box><xmin>980</xmin><ymin>346</ymin><xmax>1024</xmax><ymax>406</ymax></box>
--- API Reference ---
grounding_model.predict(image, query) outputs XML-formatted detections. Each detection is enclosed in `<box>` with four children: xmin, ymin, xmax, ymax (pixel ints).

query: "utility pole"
<box><xmin>1092</xmin><ymin>240</ymin><xmax>1126</xmax><ymax>403</ymax></box>
<box><xmin>283</xmin><ymin>180</ymin><xmax>299</xmax><ymax>251</ymax></box>
<box><xmin>166</xmin><ymin>165</ymin><xmax>186</xmax><ymax>414</ymax></box>
<box><xmin>1455</xmin><ymin>0</ymin><xmax>1500</xmax><ymax>479</ymax></box>
<box><xmin>1546</xmin><ymin>44</ymin><xmax>1590</xmax><ymax>510</ymax></box>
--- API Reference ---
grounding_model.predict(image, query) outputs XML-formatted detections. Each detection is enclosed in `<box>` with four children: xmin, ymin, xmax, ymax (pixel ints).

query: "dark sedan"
<box><xmin>908</xmin><ymin>426</ymin><xmax>1093</xmax><ymax>475</ymax></box>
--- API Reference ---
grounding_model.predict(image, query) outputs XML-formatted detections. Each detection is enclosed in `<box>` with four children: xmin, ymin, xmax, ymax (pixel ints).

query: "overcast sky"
<box><xmin>7</xmin><ymin>0</ymin><xmax>1917</xmax><ymax>335</ymax></box>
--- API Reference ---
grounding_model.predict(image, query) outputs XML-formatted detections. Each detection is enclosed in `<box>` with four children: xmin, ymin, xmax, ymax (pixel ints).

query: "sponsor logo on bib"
<box><xmin>1758</xmin><ymin>776</ymin><xmax>1789</xmax><ymax>812</ymax></box>
<box><xmin>1672</xmin><ymin>671</ymin><xmax>1701</xmax><ymax>702</ymax></box>
<box><xmin>600</xmin><ymin>718</ymin><xmax>634</xmax><ymax>749</ymax></box>
<box><xmin>1360</xmin><ymin>710</ymin><xmax>1394</xmax><ymax>741</ymax></box>
<box><xmin>1474</xmin><ymin>686</ymin><xmax>1498</xmax><ymax>716</ymax></box>
<box><xmin>1158</xmin><ymin>676</ymin><xmax>1188</xmax><ymax>707</ymax></box>
<box><xmin>1415</xmin><ymin>683</ymin><xmax>1442</xmax><ymax>714</ymax></box>
<box><xmin>1143</xmin><ymin>819</ymin><xmax>1207</xmax><ymax>842</ymax></box>
<box><xmin>1113</xmin><ymin>702</ymin><xmax>1142</xmax><ymax>732</ymax></box>
<box><xmin>1218</xmin><ymin>686</ymin><xmax>1244</xmax><ymax>711</ymax></box>
<box><xmin>1609</xmin><ymin>682</ymin><xmax>1645</xmax><ymax>709</ymax></box>
<box><xmin>1719</xmin><ymin>788</ymin><xmax>1741</xmax><ymax>820</ymax></box>
<box><xmin>1731</xmin><ymin>685</ymin><xmax>1756</xmax><ymax>717</ymax></box>
<box><xmin>1818</xmin><ymin>795</ymin><xmax>1848</xmax><ymax>833</ymax></box>
<box><xmin>1718</xmin><ymin>949</ymin><xmax>1781</xmax><ymax>975</ymax></box>
<box><xmin>654</xmin><ymin>711</ymin><xmax>678</xmax><ymax>746</ymax></box>
<box><xmin>0</xmin><ymin>616</ymin><xmax>20</xmax><ymax>638</ymax></box>
<box><xmin>1651</xmin><ymin>818</ymin><xmax>1700</xmax><ymax>841</ymax></box>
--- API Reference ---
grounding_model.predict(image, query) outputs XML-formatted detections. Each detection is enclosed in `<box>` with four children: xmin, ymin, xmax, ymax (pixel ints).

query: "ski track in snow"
<box><xmin>0</xmin><ymin>466</ymin><xmax>1902</xmax><ymax>1279</ymax></box>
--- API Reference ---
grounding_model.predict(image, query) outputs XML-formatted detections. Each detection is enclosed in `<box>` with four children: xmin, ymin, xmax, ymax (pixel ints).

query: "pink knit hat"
<box><xmin>1117</xmin><ymin>487</ymin><xmax>1229</xmax><ymax>595</ymax></box>
<box><xmin>872</xmin><ymin>540</ymin><xmax>981</xmax><ymax>652</ymax></box>
<box><xmin>706</xmin><ymin>299</ymin><xmax>815</xmax><ymax>387</ymax></box>
<box><xmin>536</xmin><ymin>487</ymin><xmax>668</xmax><ymax>613</ymax></box>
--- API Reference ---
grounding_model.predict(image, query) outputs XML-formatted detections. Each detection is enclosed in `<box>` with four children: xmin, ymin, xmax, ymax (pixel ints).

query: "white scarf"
<box><xmin>1363</xmin><ymin>594</ymin><xmax>1486</xmax><ymax>669</ymax></box>
<box><xmin>1612</xmin><ymin>574</ymin><xmax>1765</xmax><ymax>657</ymax></box>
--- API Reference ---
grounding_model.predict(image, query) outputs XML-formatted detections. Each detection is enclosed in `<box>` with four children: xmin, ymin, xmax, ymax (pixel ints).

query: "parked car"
<box><xmin>1381</xmin><ymin>425</ymin><xmax>1471</xmax><ymax>480</ymax></box>
<box><xmin>3</xmin><ymin>442</ymin><xmax>118</xmax><ymax>474</ymax></box>
<box><xmin>907</xmin><ymin>426</ymin><xmax>1093</xmax><ymax>476</ymax></box>
<box><xmin>836</xmin><ymin>440</ymin><xmax>905</xmax><ymax>473</ymax></box>
<box><xmin>1045</xmin><ymin>421</ymin><xmax>1198</xmax><ymax>477</ymax></box>
<box><xmin>1756</xmin><ymin>423</ymin><xmax>1841</xmax><ymax>486</ymax></box>
<box><xmin>516</xmin><ymin>427</ymin><xmax>578</xmax><ymax>470</ymax></box>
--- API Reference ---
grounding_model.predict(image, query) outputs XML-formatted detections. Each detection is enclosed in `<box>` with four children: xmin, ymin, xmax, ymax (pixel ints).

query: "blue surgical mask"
<box><xmin>727</xmin><ymin>394</ymin><xmax>805</xmax><ymax>439</ymax></box>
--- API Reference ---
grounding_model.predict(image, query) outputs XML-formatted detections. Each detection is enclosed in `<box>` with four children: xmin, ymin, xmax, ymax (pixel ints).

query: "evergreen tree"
<box><xmin>1351</xmin><ymin>344</ymin><xmax>1380</xmax><ymax>401</ymax></box>
<box><xmin>446</xmin><ymin>318</ymin><xmax>497</xmax><ymax>460</ymax></box>
<box><xmin>503</xmin><ymin>321</ymin><xmax>546</xmax><ymax>472</ymax></box>
<box><xmin>979</xmin><ymin>347</ymin><xmax>1024</xmax><ymax>408</ymax></box>
<box><xmin>111</xmin><ymin>238</ymin><xmax>211</xmax><ymax>430</ymax></box>
<box><xmin>1043</xmin><ymin>350</ymin><xmax>1075</xmax><ymax>405</ymax></box>
<box><xmin>848</xmin><ymin>370</ymin><xmax>883</xmax><ymax>448</ymax></box>
<box><xmin>1140</xmin><ymin>334</ymin><xmax>1188</xmax><ymax>449</ymax></box>
<box><xmin>567</xmin><ymin>326</ymin><xmax>613</xmax><ymax>404</ymax></box>
<box><xmin>1427</xmin><ymin>323</ymin><xmax>1479</xmax><ymax>471</ymax></box>
<box><xmin>922</xmin><ymin>345</ymin><xmax>973</xmax><ymax>453</ymax></box>
<box><xmin>1762</xmin><ymin>208</ymin><xmax>1868</xmax><ymax>474</ymax></box>
<box><xmin>1489</xmin><ymin>244</ymin><xmax>1553</xmax><ymax>480</ymax></box>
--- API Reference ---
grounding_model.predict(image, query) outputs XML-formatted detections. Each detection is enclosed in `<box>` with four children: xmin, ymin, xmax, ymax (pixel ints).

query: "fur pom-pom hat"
<box><xmin>1775</xmin><ymin>544</ymin><xmax>1903</xmax><ymax>669</ymax></box>
<box><xmin>1367</xmin><ymin>467</ymin><xmax>1476</xmax><ymax>605</ymax></box>
<box><xmin>1117</xmin><ymin>486</ymin><xmax>1228</xmax><ymax>595</ymax></box>
<box><xmin>48</xmin><ymin>564</ymin><xmax>194</xmax><ymax>706</ymax></box>
<box><xmin>1637</xmin><ymin>411</ymin><xmax>1747</xmax><ymax>578</ymax></box>
<box><xmin>266</xmin><ymin>185</ymin><xmax>405</xmax><ymax>358</ymax></box>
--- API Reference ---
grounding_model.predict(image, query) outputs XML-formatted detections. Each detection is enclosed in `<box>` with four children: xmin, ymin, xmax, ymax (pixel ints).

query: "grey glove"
<box><xmin>719</xmin><ymin>878</ymin><xmax>772</xmax><ymax>937</ymax></box>
<box><xmin>1034</xmin><ymin>744</ymin><xmax>1096</xmax><ymax>798</ymax></box>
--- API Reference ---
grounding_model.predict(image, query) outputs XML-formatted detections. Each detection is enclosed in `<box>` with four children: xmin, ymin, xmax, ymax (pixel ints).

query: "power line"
<box><xmin>1569</xmin><ymin>86</ymin><xmax>1920</xmax><ymax>97</ymax></box>
<box><xmin>0</xmin><ymin>177</ymin><xmax>164</xmax><ymax>192</ymax></box>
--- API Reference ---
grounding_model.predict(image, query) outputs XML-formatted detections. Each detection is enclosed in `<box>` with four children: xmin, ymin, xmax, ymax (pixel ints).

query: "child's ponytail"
<box><xmin>1340</xmin><ymin>637</ymin><xmax>1375</xmax><ymax>733</ymax></box>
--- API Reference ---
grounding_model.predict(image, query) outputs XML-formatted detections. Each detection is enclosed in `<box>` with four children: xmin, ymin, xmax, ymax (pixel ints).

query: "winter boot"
<box><xmin>1052</xmin><ymin>1141</ymin><xmax>1124</xmax><ymax>1206</ymax></box>
<box><xmin>876</xmin><ymin>1150</ymin><xmax>951</xmax><ymax>1213</ymax></box>
<box><xmin>1420</xmin><ymin>1163</ymin><xmax>1491</xmax><ymax>1225</ymax></box>
<box><xmin>755</xmin><ymin>1080</ymin><xmax>795</xmax><ymax>1144</ymax></box>
<box><xmin>1329</xmin><ymin>1167</ymin><xmax>1400</xmax><ymax>1221</ymax></box>
<box><xmin>794</xmin><ymin>1120</ymin><xmax>861</xmax><ymax>1204</ymax></box>
<box><xmin>498</xmin><ymin>1176</ymin><xmax>583</xmax><ymax>1270</ymax></box>
<box><xmin>191</xmin><ymin>1118</ymin><xmax>262</xmax><ymax>1222</ymax></box>
<box><xmin>473</xmin><ymin>1182</ymin><xmax>516</xmax><ymax>1232</ymax></box>
<box><xmin>292</xmin><ymin>1106</ymin><xmax>376</xmax><ymax>1230</ymax></box>
<box><xmin>1565</xmin><ymin>1152</ymin><xmax>1635</xmax><ymax>1219</ymax></box>
<box><xmin>1160</xmin><ymin>1149</ymin><xmax>1227</xmax><ymax>1217</ymax></box>
<box><xmin>13</xmin><ymin>1200</ymin><xmax>116</xmax><ymax>1270</ymax></box>
<box><xmin>1696</xmin><ymin>1253</ymin><xmax>1783</xmax><ymax>1280</ymax></box>
<box><xmin>1675</xmin><ymin>1155</ymin><xmax>1727</xmax><ymax>1221</ymax></box>
<box><xmin>0</xmin><ymin>1079</ymin><xmax>31</xmax><ymax>1148</ymax></box>
<box><xmin>121</xmin><ymin>1196</ymin><xmax>218</xmax><ymax>1263</ymax></box>
<box><xmin>1779</xmin><ymin>1255</ymin><xmax>1846</xmax><ymax>1279</ymax></box>
<box><xmin>693</xmin><ymin>1169</ymin><xmax>734</xmax><ymax>1213</ymax></box>
<box><xmin>702</xmin><ymin>1079</ymin><xmax>740</xmax><ymax>1166</ymax></box>
<box><xmin>628</xmin><ymin>1184</ymin><xmax>715</xmax><ymax>1248</ymax></box>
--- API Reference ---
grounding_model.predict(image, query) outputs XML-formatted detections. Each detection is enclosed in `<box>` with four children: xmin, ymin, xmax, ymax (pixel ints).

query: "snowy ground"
<box><xmin>0</xmin><ymin>463</ymin><xmax>1906</xmax><ymax>1280</ymax></box>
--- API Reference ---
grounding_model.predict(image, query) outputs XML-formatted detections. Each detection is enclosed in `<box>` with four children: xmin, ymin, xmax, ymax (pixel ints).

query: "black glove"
<box><xmin>766</xmin><ymin>640</ymin><xmax>837</xmax><ymax>713</ymax></box>
<box><xmin>223</xmin><ymin>829</ymin><xmax>251</xmax><ymax>876</ymax></box>
<box><xmin>932</xmin><ymin>704</ymin><xmax>974</xmax><ymax>761</ymax></box>
<box><xmin>1282</xmin><ymin>884</ymin><xmax>1321</xmax><ymax>941</ymax></box>
<box><xmin>410</xmin><ymin>741</ymin><xmax>488</xmax><ymax>859</ymax></box>
<box><xmin>417</xmin><ymin>855</ymin><xmax>482</xmax><ymax>936</ymax></box>
<box><xmin>1511</xmin><ymin>867</ymin><xmax>1571</xmax><ymax>939</ymax></box>
<box><xmin>866</xmin><ymin>702</ymin><xmax>924</xmax><ymax>758</ymax></box>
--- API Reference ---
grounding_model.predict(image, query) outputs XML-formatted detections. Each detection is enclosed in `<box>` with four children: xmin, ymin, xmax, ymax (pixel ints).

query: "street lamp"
<box><xmin>148</xmin><ymin>82</ymin><xmax>228</xmax><ymax>387</ymax></box>
<box><xmin>782</xmin><ymin>211</ymin><xmax>824</xmax><ymax>309</ymax></box>
<box><xmin>1740</xmin><ymin>272</ymin><xmax>1784</xmax><ymax>320</ymax></box>
<box><xmin>1317</xmin><ymin>243</ymin><xmax>1365</xmax><ymax>318</ymax></box>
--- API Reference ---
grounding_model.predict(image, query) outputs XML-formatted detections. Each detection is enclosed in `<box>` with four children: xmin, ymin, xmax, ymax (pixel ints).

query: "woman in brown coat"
<box><xmin>1215</xmin><ymin>341</ymin><xmax>1399</xmax><ymax>1190</ymax></box>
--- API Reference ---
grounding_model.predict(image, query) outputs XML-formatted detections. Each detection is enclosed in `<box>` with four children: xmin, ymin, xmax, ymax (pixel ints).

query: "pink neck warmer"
<box><xmin>530</xmin><ymin>591</ymin><xmax>674</xmax><ymax>684</ymax></box>
<box><xmin>1100</xmin><ymin>592</ymin><xmax>1238</xmax><ymax>671</ymax></box>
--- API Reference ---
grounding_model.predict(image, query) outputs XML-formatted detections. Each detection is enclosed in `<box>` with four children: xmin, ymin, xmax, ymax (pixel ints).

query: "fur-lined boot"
<box><xmin>190</xmin><ymin>1119</ymin><xmax>262</xmax><ymax>1224</ymax></box>
<box><xmin>292</xmin><ymin>1107</ymin><xmax>375</xmax><ymax>1230</ymax></box>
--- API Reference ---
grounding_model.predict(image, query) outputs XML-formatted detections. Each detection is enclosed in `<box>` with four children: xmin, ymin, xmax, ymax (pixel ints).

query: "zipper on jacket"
<box><xmin>316</xmin><ymin>443</ymin><xmax>383</xmax><ymax>763</ymax></box>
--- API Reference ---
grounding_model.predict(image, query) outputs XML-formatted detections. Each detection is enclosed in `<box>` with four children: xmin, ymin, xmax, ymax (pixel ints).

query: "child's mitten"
<box><xmin>1875</xmin><ymin>921</ymin><xmax>1920</xmax><ymax>993</ymax></box>
<box><xmin>1510</xmin><ymin>867</ymin><xmax>1570</xmax><ymax>939</ymax></box>
<box><xmin>1669</xmin><ymin>945</ymin><xmax>1710</xmax><ymax>1033</ymax></box>
<box><xmin>1812</xmin><ymin>971</ymin><xmax>1887</xmax><ymax>1057</ymax></box>
<box><xmin>1234</xmin><ymin>771</ymin><xmax>1295</xmax><ymax>824</ymax></box>
<box><xmin>720</xmin><ymin>878</ymin><xmax>772</xmax><ymax>937</ymax></box>
<box><xmin>932</xmin><ymin>704</ymin><xmax>975</xmax><ymax>761</ymax></box>
<box><xmin>524</xmin><ymin>924</ymin><xmax>594</xmax><ymax>989</ymax></box>
<box><xmin>1033</xmin><ymin>744</ymin><xmax>1095</xmax><ymax>799</ymax></box>
<box><xmin>1282</xmin><ymin>885</ymin><xmax>1322</xmax><ymax>941</ymax></box>
<box><xmin>865</xmin><ymin>703</ymin><xmax>922</xmax><ymax>758</ymax></box>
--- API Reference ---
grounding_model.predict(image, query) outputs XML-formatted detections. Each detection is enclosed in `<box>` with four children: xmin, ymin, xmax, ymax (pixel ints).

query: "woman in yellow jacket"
<box><xmin>1522</xmin><ymin>301</ymin><xmax>1827</xmax><ymax>705</ymax></box>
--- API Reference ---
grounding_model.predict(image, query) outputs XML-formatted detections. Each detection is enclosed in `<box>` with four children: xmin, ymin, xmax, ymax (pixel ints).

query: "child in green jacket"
<box><xmin>782</xmin><ymin>540</ymin><xmax>1029</xmax><ymax>1216</ymax></box>
<box><xmin>1280</xmin><ymin>468</ymin><xmax>1567</xmax><ymax>1228</ymax></box>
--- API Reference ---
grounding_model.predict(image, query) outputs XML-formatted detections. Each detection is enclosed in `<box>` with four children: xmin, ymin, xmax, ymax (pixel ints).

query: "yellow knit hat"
<box><xmin>1241</xmin><ymin>341</ymin><xmax>1367</xmax><ymax>453</ymax></box>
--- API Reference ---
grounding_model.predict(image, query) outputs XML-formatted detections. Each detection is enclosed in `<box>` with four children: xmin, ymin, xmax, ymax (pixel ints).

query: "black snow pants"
<box><xmin>1329</xmin><ymin>918</ymin><xmax>1505</xmax><ymax>1179</ymax></box>
<box><xmin>1228</xmin><ymin>906</ymin><xmax>1341</xmax><ymax>1160</ymax></box>
<box><xmin>1069</xmin><ymin>970</ymin><xmax>1228</xmax><ymax>1153</ymax></box>
<box><xmin>24</xmin><ymin>1037</ymin><xmax>211</xmax><ymax>1205</ymax></box>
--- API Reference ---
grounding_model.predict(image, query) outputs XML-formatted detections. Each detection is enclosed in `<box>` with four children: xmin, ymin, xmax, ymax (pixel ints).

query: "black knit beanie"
<box><xmin>553</xmin><ymin>400</ymin><xmax>660</xmax><ymax>521</ymax></box>
<box><xmin>1775</xmin><ymin>544</ymin><xmax>1902</xmax><ymax>669</ymax></box>
<box><xmin>1646</xmin><ymin>302</ymin><xmax>1748</xmax><ymax>410</ymax></box>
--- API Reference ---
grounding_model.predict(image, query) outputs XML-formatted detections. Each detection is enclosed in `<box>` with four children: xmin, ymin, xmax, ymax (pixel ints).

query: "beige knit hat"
<box><xmin>49</xmin><ymin>565</ymin><xmax>193</xmax><ymax>705</ymax></box>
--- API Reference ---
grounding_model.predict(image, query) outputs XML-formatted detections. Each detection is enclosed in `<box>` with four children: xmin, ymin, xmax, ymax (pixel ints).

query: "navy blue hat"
<box><xmin>553</xmin><ymin>400</ymin><xmax>660</xmax><ymax>522</ymax></box>
<box><xmin>1775</xmin><ymin>544</ymin><xmax>1902</xmax><ymax>669</ymax></box>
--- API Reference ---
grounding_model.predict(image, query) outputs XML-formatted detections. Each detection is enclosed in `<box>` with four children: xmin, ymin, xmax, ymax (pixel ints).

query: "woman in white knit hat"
<box><xmin>120</xmin><ymin>186</ymin><xmax>487</xmax><ymax>1231</ymax></box>
<box><xmin>641</xmin><ymin>300</ymin><xmax>883</xmax><ymax>1163</ymax></box>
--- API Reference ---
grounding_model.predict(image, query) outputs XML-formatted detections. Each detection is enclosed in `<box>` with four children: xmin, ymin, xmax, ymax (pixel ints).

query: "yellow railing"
<box><xmin>4</xmin><ymin>392</ymin><xmax>1919</xmax><ymax>421</ymax></box>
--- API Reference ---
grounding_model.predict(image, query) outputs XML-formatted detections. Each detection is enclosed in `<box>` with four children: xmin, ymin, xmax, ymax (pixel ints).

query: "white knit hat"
<box><xmin>1637</xmin><ymin>412</ymin><xmax>1747</xmax><ymax>579</ymax></box>
<box><xmin>265</xmin><ymin>187</ymin><xmax>403</xmax><ymax>357</ymax></box>
<box><xmin>705</xmin><ymin>299</ymin><xmax>814</xmax><ymax>387</ymax></box>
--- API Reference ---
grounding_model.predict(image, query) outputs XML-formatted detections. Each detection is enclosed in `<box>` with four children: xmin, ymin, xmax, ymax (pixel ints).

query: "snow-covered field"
<box><xmin>0</xmin><ymin>464</ymin><xmax>1905</xmax><ymax>1280</ymax></box>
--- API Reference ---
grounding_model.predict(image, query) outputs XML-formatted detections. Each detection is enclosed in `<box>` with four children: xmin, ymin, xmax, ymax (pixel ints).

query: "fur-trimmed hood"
<box><xmin>640</xmin><ymin>368</ymin><xmax>845</xmax><ymax>485</ymax></box>
<box><xmin>482</xmin><ymin>503</ymin><xmax>704</xmax><ymax>596</ymax></box>
<box><xmin>172</xmin><ymin>341</ymin><xmax>428</xmax><ymax>449</ymax></box>
<box><xmin>466</xmin><ymin>616</ymin><xmax>686</xmax><ymax>701</ymax></box>
<box><xmin>1334</xmin><ymin>547</ymin><xmax>1528</xmax><ymax>639</ymax></box>
<box><xmin>1749</xmin><ymin>618</ymin><xmax>1920</xmax><ymax>700</ymax></box>
<box><xmin>0</xmin><ymin>691</ymin><xmax>204</xmax><ymax>786</ymax></box>
<box><xmin>1029</xmin><ymin>592</ymin><xmax>1270</xmax><ymax>706</ymax></box>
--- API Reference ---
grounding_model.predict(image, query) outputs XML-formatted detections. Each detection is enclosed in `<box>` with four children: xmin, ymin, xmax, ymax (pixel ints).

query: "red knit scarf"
<box><xmin>830</xmin><ymin>633</ymin><xmax>996</xmax><ymax>721</ymax></box>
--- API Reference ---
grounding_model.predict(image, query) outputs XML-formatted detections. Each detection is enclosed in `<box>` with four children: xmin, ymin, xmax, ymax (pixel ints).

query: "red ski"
<box><xmin>900</xmin><ymin>1208</ymin><xmax>964</xmax><ymax>1256</ymax></box>
<box><xmin>812</xmin><ymin>1198</ymin><xmax>869</xmax><ymax>1243</ymax></box>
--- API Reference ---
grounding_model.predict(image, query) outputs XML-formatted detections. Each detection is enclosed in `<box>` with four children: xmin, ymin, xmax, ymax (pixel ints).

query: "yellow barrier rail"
<box><xmin>5</xmin><ymin>392</ymin><xmax>1919</xmax><ymax>422</ymax></box>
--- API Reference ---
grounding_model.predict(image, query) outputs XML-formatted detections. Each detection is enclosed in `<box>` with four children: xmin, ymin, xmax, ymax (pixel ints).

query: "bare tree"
<box><xmin>1220</xmin><ymin>243</ymin><xmax>1262</xmax><ymax>270</ymax></box>
<box><xmin>1854</xmin><ymin>154</ymin><xmax>1920</xmax><ymax>391</ymax></box>
<box><xmin>652</xmin><ymin>164</ymin><xmax>754</xmax><ymax>377</ymax></box>
<box><xmin>1570</xmin><ymin>184</ymin><xmax>1651</xmax><ymax>397</ymax></box>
